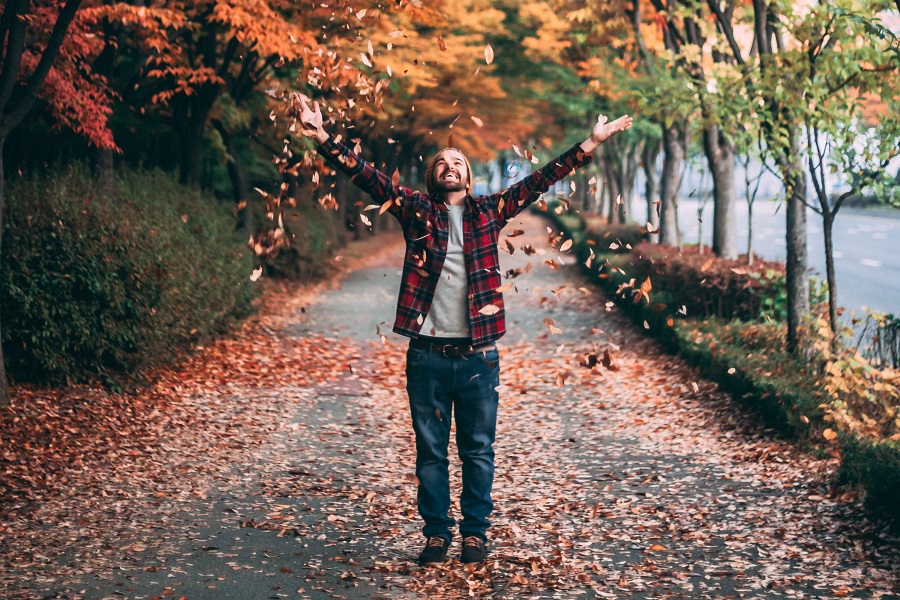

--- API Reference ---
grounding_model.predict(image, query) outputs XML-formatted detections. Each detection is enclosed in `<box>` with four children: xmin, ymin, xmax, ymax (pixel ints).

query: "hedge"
<box><xmin>1</xmin><ymin>166</ymin><xmax>255</xmax><ymax>386</ymax></box>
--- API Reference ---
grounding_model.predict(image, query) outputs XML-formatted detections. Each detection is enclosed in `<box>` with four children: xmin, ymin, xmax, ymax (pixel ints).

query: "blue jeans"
<box><xmin>405</xmin><ymin>343</ymin><xmax>501</xmax><ymax>543</ymax></box>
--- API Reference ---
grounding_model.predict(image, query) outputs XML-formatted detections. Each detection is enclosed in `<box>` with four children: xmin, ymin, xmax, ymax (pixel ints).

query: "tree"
<box><xmin>788</xmin><ymin>2</ymin><xmax>900</xmax><ymax>345</ymax></box>
<box><xmin>750</xmin><ymin>0</ymin><xmax>811</xmax><ymax>354</ymax></box>
<box><xmin>1</xmin><ymin>0</ymin><xmax>103</xmax><ymax>406</ymax></box>
<box><xmin>619</xmin><ymin>0</ymin><xmax>691</xmax><ymax>246</ymax></box>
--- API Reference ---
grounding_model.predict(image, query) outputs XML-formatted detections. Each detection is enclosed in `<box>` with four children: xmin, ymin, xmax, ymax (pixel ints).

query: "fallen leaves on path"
<box><xmin>2</xmin><ymin>216</ymin><xmax>898</xmax><ymax>600</ymax></box>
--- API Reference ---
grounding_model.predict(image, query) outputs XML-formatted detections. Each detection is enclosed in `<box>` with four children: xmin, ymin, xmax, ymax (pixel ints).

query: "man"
<box><xmin>298</xmin><ymin>97</ymin><xmax>632</xmax><ymax>565</ymax></box>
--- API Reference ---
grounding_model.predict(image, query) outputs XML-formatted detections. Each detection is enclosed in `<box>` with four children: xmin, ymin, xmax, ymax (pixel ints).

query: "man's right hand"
<box><xmin>297</xmin><ymin>95</ymin><xmax>329</xmax><ymax>144</ymax></box>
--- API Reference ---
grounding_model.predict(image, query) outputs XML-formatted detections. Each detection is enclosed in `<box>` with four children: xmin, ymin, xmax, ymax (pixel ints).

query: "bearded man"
<box><xmin>299</xmin><ymin>98</ymin><xmax>632</xmax><ymax>565</ymax></box>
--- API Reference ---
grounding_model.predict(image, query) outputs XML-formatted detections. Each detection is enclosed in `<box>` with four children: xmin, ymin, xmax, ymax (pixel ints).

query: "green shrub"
<box><xmin>608</xmin><ymin>242</ymin><xmax>788</xmax><ymax>322</ymax></box>
<box><xmin>253</xmin><ymin>196</ymin><xmax>343</xmax><ymax>280</ymax></box>
<box><xmin>838</xmin><ymin>434</ymin><xmax>900</xmax><ymax>526</ymax></box>
<box><xmin>672</xmin><ymin>319</ymin><xmax>826</xmax><ymax>436</ymax></box>
<box><xmin>1</xmin><ymin>166</ymin><xmax>255</xmax><ymax>386</ymax></box>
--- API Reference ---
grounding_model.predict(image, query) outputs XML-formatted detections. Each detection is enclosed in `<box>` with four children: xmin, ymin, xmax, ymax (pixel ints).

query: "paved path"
<box><xmin>2</xmin><ymin>211</ymin><xmax>898</xmax><ymax>599</ymax></box>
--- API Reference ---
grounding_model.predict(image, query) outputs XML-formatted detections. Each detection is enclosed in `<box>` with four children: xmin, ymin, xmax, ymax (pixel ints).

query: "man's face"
<box><xmin>431</xmin><ymin>149</ymin><xmax>468</xmax><ymax>192</ymax></box>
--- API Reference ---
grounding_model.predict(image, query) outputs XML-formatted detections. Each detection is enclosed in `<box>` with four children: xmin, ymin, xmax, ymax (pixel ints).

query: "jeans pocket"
<box><xmin>406</xmin><ymin>346</ymin><xmax>429</xmax><ymax>366</ymax></box>
<box><xmin>474</xmin><ymin>348</ymin><xmax>500</xmax><ymax>370</ymax></box>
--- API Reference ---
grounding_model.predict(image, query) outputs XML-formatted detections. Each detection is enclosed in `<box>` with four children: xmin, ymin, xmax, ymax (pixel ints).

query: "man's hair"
<box><xmin>425</xmin><ymin>148</ymin><xmax>472</xmax><ymax>196</ymax></box>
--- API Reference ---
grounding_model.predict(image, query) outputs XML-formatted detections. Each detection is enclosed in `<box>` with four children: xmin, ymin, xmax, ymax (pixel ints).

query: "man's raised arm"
<box><xmin>488</xmin><ymin>113</ymin><xmax>633</xmax><ymax>228</ymax></box>
<box><xmin>296</xmin><ymin>96</ymin><xmax>421</xmax><ymax>224</ymax></box>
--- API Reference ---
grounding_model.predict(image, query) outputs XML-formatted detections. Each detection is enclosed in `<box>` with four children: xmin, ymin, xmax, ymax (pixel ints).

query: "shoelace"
<box><xmin>427</xmin><ymin>537</ymin><xmax>446</xmax><ymax>547</ymax></box>
<box><xmin>463</xmin><ymin>536</ymin><xmax>483</xmax><ymax>547</ymax></box>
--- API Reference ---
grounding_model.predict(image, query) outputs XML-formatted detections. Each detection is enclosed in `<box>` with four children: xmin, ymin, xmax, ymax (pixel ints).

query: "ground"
<box><xmin>1</xmin><ymin>210</ymin><xmax>898</xmax><ymax>599</ymax></box>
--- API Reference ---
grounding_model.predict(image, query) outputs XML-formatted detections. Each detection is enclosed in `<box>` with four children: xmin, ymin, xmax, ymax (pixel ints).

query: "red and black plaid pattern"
<box><xmin>318</xmin><ymin>137</ymin><xmax>592</xmax><ymax>346</ymax></box>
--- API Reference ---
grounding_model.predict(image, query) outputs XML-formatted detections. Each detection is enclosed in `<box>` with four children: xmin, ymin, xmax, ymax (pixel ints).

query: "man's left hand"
<box><xmin>581</xmin><ymin>114</ymin><xmax>633</xmax><ymax>153</ymax></box>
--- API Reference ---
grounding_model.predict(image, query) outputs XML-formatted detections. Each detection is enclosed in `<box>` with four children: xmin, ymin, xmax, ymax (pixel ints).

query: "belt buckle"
<box><xmin>439</xmin><ymin>344</ymin><xmax>455</xmax><ymax>358</ymax></box>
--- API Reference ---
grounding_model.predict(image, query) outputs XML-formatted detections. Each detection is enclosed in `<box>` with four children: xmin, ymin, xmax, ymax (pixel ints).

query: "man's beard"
<box><xmin>433</xmin><ymin>179</ymin><xmax>466</xmax><ymax>192</ymax></box>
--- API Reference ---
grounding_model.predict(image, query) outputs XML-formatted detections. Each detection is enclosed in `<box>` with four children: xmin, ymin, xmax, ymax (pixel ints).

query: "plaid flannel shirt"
<box><xmin>318</xmin><ymin>137</ymin><xmax>592</xmax><ymax>346</ymax></box>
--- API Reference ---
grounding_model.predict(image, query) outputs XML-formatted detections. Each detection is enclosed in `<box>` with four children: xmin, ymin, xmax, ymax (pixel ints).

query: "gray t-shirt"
<box><xmin>420</xmin><ymin>204</ymin><xmax>470</xmax><ymax>338</ymax></box>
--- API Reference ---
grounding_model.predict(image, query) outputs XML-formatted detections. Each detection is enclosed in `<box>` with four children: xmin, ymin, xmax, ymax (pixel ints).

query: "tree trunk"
<box><xmin>745</xmin><ymin>159</ymin><xmax>755</xmax><ymax>265</ymax></box>
<box><xmin>603</xmin><ymin>159</ymin><xmax>621</xmax><ymax>225</ymax></box>
<box><xmin>754</xmin><ymin>0</ymin><xmax>809</xmax><ymax>354</ymax></box>
<box><xmin>703</xmin><ymin>123</ymin><xmax>738</xmax><ymax>258</ymax></box>
<box><xmin>574</xmin><ymin>169</ymin><xmax>590</xmax><ymax>213</ymax></box>
<box><xmin>179</xmin><ymin>110</ymin><xmax>206</xmax><ymax>187</ymax></box>
<box><xmin>747</xmin><ymin>201</ymin><xmax>754</xmax><ymax>265</ymax></box>
<box><xmin>0</xmin><ymin>139</ymin><xmax>8</xmax><ymax>406</ymax></box>
<box><xmin>92</xmin><ymin>146</ymin><xmax>115</xmax><ymax>195</ymax></box>
<box><xmin>659</xmin><ymin>123</ymin><xmax>685</xmax><ymax>246</ymax></box>
<box><xmin>784</xmin><ymin>164</ymin><xmax>809</xmax><ymax>352</ymax></box>
<box><xmin>643</xmin><ymin>139</ymin><xmax>661</xmax><ymax>243</ymax></box>
<box><xmin>223</xmin><ymin>134</ymin><xmax>252</xmax><ymax>240</ymax></box>
<box><xmin>822</xmin><ymin>211</ymin><xmax>839</xmax><ymax>350</ymax></box>
<box><xmin>176</xmin><ymin>86</ymin><xmax>219</xmax><ymax>188</ymax></box>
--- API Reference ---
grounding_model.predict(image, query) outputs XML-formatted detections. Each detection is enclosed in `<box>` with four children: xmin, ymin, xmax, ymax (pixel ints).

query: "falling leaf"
<box><xmin>691</xmin><ymin>381</ymin><xmax>700</xmax><ymax>392</ymax></box>
<box><xmin>639</xmin><ymin>277</ymin><xmax>652</xmax><ymax>300</ymax></box>
<box><xmin>823</xmin><ymin>428</ymin><xmax>838</xmax><ymax>441</ymax></box>
<box><xmin>701</xmin><ymin>257</ymin><xmax>715</xmax><ymax>272</ymax></box>
<box><xmin>471</xmin><ymin>115</ymin><xmax>484</xmax><ymax>127</ymax></box>
<box><xmin>438</xmin><ymin>35</ymin><xmax>447</xmax><ymax>52</ymax></box>
<box><xmin>380</xmin><ymin>199</ymin><xmax>395</xmax><ymax>215</ymax></box>
<box><xmin>646</xmin><ymin>221</ymin><xmax>659</xmax><ymax>234</ymax></box>
<box><xmin>360</xmin><ymin>53</ymin><xmax>372</xmax><ymax>67</ymax></box>
<box><xmin>507</xmin><ymin>229</ymin><xmax>524</xmax><ymax>237</ymax></box>
<box><xmin>555</xmin><ymin>370</ymin><xmax>570</xmax><ymax>387</ymax></box>
<box><xmin>360</xmin><ymin>214</ymin><xmax>371</xmax><ymax>226</ymax></box>
<box><xmin>559</xmin><ymin>239</ymin><xmax>573</xmax><ymax>252</ymax></box>
<box><xmin>484</xmin><ymin>44</ymin><xmax>494</xmax><ymax>64</ymax></box>
<box><xmin>356</xmin><ymin>8</ymin><xmax>367</xmax><ymax>18</ymax></box>
<box><xmin>250</xmin><ymin>266</ymin><xmax>263</xmax><ymax>281</ymax></box>
<box><xmin>479</xmin><ymin>304</ymin><xmax>501</xmax><ymax>315</ymax></box>
<box><xmin>391</xmin><ymin>168</ymin><xmax>400</xmax><ymax>187</ymax></box>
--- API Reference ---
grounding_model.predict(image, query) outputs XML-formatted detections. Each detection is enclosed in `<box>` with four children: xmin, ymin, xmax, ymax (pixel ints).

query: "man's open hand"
<box><xmin>581</xmin><ymin>114</ymin><xmax>633</xmax><ymax>153</ymax></box>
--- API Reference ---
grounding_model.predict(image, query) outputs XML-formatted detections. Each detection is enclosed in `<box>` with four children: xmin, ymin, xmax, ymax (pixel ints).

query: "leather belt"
<box><xmin>410</xmin><ymin>338</ymin><xmax>497</xmax><ymax>358</ymax></box>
